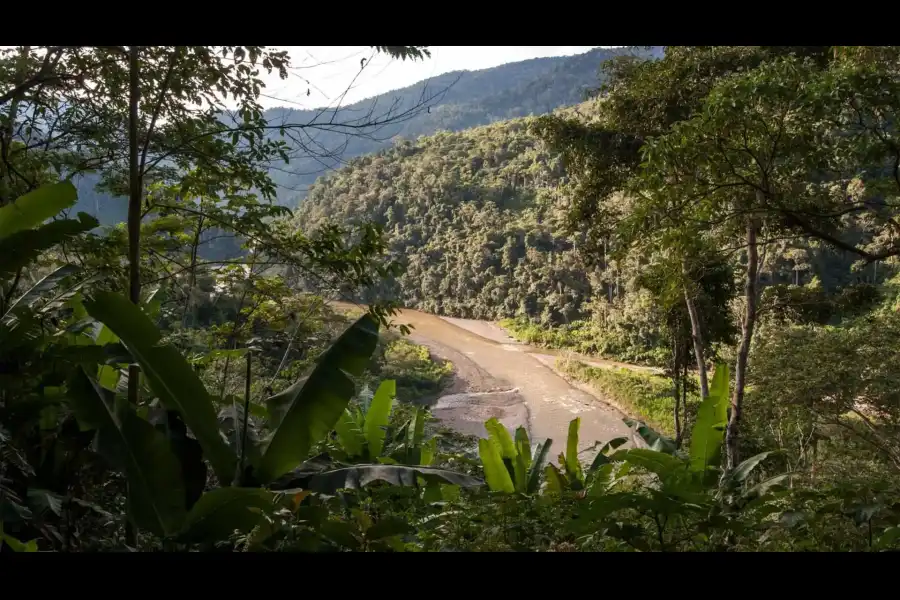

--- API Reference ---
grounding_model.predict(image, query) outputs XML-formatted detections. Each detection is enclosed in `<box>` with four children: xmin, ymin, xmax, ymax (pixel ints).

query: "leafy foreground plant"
<box><xmin>331</xmin><ymin>380</ymin><xmax>438</xmax><ymax>467</ymax></box>
<box><xmin>471</xmin><ymin>364</ymin><xmax>806</xmax><ymax>550</ymax></box>
<box><xmin>65</xmin><ymin>292</ymin><xmax>480</xmax><ymax>546</ymax></box>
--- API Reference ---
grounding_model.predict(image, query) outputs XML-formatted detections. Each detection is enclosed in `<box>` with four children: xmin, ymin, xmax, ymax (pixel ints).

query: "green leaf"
<box><xmin>0</xmin><ymin>181</ymin><xmax>77</xmax><ymax>239</ymax></box>
<box><xmin>420</xmin><ymin>437</ymin><xmax>436</xmax><ymax>466</ymax></box>
<box><xmin>0</xmin><ymin>532</ymin><xmax>39</xmax><ymax>552</ymax></box>
<box><xmin>514</xmin><ymin>427</ymin><xmax>532</xmax><ymax>471</ymax></box>
<box><xmin>178</xmin><ymin>487</ymin><xmax>274</xmax><ymax>544</ymax></box>
<box><xmin>83</xmin><ymin>291</ymin><xmax>236</xmax><ymax>484</ymax></box>
<box><xmin>257</xmin><ymin>314</ymin><xmax>379</xmax><ymax>483</ymax></box>
<box><xmin>587</xmin><ymin>463</ymin><xmax>615</xmax><ymax>497</ymax></box>
<box><xmin>513</xmin><ymin>427</ymin><xmax>531</xmax><ymax>493</ymax></box>
<box><xmin>334</xmin><ymin>409</ymin><xmax>366</xmax><ymax>458</ymax></box>
<box><xmin>478</xmin><ymin>438</ymin><xmax>515</xmax><ymax>493</ymax></box>
<box><xmin>565</xmin><ymin>417</ymin><xmax>584</xmax><ymax>487</ymax></box>
<box><xmin>0</xmin><ymin>213</ymin><xmax>98</xmax><ymax>277</ymax></box>
<box><xmin>302</xmin><ymin>464</ymin><xmax>482</xmax><ymax>494</ymax></box>
<box><xmin>68</xmin><ymin>369</ymin><xmax>186</xmax><ymax>538</ymax></box>
<box><xmin>689</xmin><ymin>363</ymin><xmax>729</xmax><ymax>478</ymax></box>
<box><xmin>624</xmin><ymin>418</ymin><xmax>678</xmax><ymax>454</ymax></box>
<box><xmin>364</xmin><ymin>380</ymin><xmax>395</xmax><ymax>458</ymax></box>
<box><xmin>588</xmin><ymin>436</ymin><xmax>628</xmax><ymax>472</ymax></box>
<box><xmin>611</xmin><ymin>448</ymin><xmax>687</xmax><ymax>479</ymax></box>
<box><xmin>2</xmin><ymin>264</ymin><xmax>80</xmax><ymax>321</ymax></box>
<box><xmin>875</xmin><ymin>526</ymin><xmax>900</xmax><ymax>550</ymax></box>
<box><xmin>728</xmin><ymin>451</ymin><xmax>775</xmax><ymax>484</ymax></box>
<box><xmin>485</xmin><ymin>417</ymin><xmax>517</xmax><ymax>460</ymax></box>
<box><xmin>544</xmin><ymin>463</ymin><xmax>567</xmax><ymax>494</ymax></box>
<box><xmin>366</xmin><ymin>516</ymin><xmax>412</xmax><ymax>540</ymax></box>
<box><xmin>526</xmin><ymin>438</ymin><xmax>552</xmax><ymax>494</ymax></box>
<box><xmin>97</xmin><ymin>365</ymin><xmax>120</xmax><ymax>391</ymax></box>
<box><xmin>27</xmin><ymin>489</ymin><xmax>64</xmax><ymax>516</ymax></box>
<box><xmin>409</xmin><ymin>406</ymin><xmax>426</xmax><ymax>449</ymax></box>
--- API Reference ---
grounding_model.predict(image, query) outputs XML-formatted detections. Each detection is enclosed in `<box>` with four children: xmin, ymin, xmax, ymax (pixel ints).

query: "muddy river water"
<box><xmin>386</xmin><ymin>308</ymin><xmax>653</xmax><ymax>458</ymax></box>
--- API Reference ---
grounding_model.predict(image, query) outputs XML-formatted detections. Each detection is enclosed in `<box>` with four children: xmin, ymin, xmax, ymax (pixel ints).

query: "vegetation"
<box><xmin>557</xmin><ymin>360</ymin><xmax>698</xmax><ymax>437</ymax></box>
<box><xmin>3</xmin><ymin>44</ymin><xmax>900</xmax><ymax>553</ymax></box>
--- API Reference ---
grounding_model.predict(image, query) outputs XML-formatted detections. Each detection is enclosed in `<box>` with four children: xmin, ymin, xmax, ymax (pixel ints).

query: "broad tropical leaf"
<box><xmin>178</xmin><ymin>487</ymin><xmax>274</xmax><ymax>543</ymax></box>
<box><xmin>610</xmin><ymin>448</ymin><xmax>687</xmax><ymax>479</ymax></box>
<box><xmin>513</xmin><ymin>427</ymin><xmax>531</xmax><ymax>493</ymax></box>
<box><xmin>0</xmin><ymin>181</ymin><xmax>77</xmax><ymax>239</ymax></box>
<box><xmin>68</xmin><ymin>369</ymin><xmax>186</xmax><ymax>537</ymax></box>
<box><xmin>364</xmin><ymin>380</ymin><xmax>395</xmax><ymax>458</ymax></box>
<box><xmin>588</xmin><ymin>436</ymin><xmax>628</xmax><ymax>472</ymax></box>
<box><xmin>544</xmin><ymin>463</ymin><xmax>568</xmax><ymax>494</ymax></box>
<box><xmin>334</xmin><ymin>409</ymin><xmax>366</xmax><ymax>458</ymax></box>
<box><xmin>0</xmin><ymin>214</ymin><xmax>98</xmax><ymax>277</ymax></box>
<box><xmin>565</xmin><ymin>417</ymin><xmax>584</xmax><ymax>486</ymax></box>
<box><xmin>727</xmin><ymin>451</ymin><xmax>775</xmax><ymax>485</ymax></box>
<box><xmin>526</xmin><ymin>438</ymin><xmax>552</xmax><ymax>494</ymax></box>
<box><xmin>419</xmin><ymin>437</ymin><xmax>436</xmax><ymax>466</ymax></box>
<box><xmin>2</xmin><ymin>264</ymin><xmax>80</xmax><ymax>321</ymax></box>
<box><xmin>689</xmin><ymin>363</ymin><xmax>729</xmax><ymax>477</ymax></box>
<box><xmin>478</xmin><ymin>438</ymin><xmax>515</xmax><ymax>493</ymax></box>
<box><xmin>83</xmin><ymin>291</ymin><xmax>236</xmax><ymax>484</ymax></box>
<box><xmin>485</xmin><ymin>417</ymin><xmax>517</xmax><ymax>460</ymax></box>
<box><xmin>624</xmin><ymin>418</ymin><xmax>678</xmax><ymax>454</ymax></box>
<box><xmin>301</xmin><ymin>464</ymin><xmax>482</xmax><ymax>493</ymax></box>
<box><xmin>257</xmin><ymin>314</ymin><xmax>379</xmax><ymax>483</ymax></box>
<box><xmin>587</xmin><ymin>463</ymin><xmax>615</xmax><ymax>497</ymax></box>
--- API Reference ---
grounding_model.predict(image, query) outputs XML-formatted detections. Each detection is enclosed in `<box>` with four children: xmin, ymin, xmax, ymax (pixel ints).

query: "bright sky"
<box><xmin>261</xmin><ymin>46</ymin><xmax>604</xmax><ymax>110</ymax></box>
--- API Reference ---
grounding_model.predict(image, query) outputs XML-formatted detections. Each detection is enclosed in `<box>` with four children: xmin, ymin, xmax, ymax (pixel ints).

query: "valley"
<box><xmin>4</xmin><ymin>45</ymin><xmax>900</xmax><ymax>553</ymax></box>
<box><xmin>345</xmin><ymin>304</ymin><xmax>649</xmax><ymax>457</ymax></box>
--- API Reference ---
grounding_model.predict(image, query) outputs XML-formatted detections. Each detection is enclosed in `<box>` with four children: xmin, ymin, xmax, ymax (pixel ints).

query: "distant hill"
<box><xmin>72</xmin><ymin>46</ymin><xmax>663</xmax><ymax>223</ymax></box>
<box><xmin>293</xmin><ymin>113</ymin><xmax>588</xmax><ymax>322</ymax></box>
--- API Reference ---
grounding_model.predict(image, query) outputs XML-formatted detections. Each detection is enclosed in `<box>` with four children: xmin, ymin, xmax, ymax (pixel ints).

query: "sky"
<box><xmin>260</xmin><ymin>46</ymin><xmax>604</xmax><ymax>110</ymax></box>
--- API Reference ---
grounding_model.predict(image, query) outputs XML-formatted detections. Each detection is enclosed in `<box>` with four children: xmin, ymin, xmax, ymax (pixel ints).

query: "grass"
<box><xmin>556</xmin><ymin>357</ymin><xmax>700</xmax><ymax>437</ymax></box>
<box><xmin>500</xmin><ymin>316</ymin><xmax>669</xmax><ymax>367</ymax></box>
<box><xmin>378</xmin><ymin>337</ymin><xmax>454</xmax><ymax>404</ymax></box>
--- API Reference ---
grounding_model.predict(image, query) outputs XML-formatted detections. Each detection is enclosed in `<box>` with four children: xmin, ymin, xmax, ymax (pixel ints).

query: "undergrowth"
<box><xmin>556</xmin><ymin>358</ymin><xmax>699</xmax><ymax>437</ymax></box>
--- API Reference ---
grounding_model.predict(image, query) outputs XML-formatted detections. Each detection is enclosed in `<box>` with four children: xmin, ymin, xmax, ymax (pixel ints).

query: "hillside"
<box><xmin>294</xmin><ymin>112</ymin><xmax>593</xmax><ymax>323</ymax></box>
<box><xmin>294</xmin><ymin>92</ymin><xmax>879</xmax><ymax>362</ymax></box>
<box><xmin>72</xmin><ymin>46</ymin><xmax>662</xmax><ymax>223</ymax></box>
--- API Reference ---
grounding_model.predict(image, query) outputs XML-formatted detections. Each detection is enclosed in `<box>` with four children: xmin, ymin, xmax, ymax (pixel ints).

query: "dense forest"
<box><xmin>3</xmin><ymin>45</ymin><xmax>900</xmax><ymax>553</ymax></box>
<box><xmin>295</xmin><ymin>93</ymin><xmax>882</xmax><ymax>363</ymax></box>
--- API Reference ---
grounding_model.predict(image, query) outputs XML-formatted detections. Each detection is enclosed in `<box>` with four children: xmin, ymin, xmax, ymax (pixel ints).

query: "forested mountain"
<box><xmin>294</xmin><ymin>103</ymin><xmax>880</xmax><ymax>355</ymax></box>
<box><xmin>72</xmin><ymin>46</ymin><xmax>662</xmax><ymax>223</ymax></box>
<box><xmin>295</xmin><ymin>115</ymin><xmax>584</xmax><ymax>321</ymax></box>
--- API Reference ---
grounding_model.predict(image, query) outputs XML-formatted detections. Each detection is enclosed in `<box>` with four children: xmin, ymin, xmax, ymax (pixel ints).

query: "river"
<box><xmin>386</xmin><ymin>308</ymin><xmax>649</xmax><ymax>458</ymax></box>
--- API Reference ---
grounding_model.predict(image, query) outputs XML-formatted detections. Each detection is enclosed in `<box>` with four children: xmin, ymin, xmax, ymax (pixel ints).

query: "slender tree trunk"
<box><xmin>127</xmin><ymin>45</ymin><xmax>142</xmax><ymax>406</ymax></box>
<box><xmin>125</xmin><ymin>45</ymin><xmax>141</xmax><ymax>548</ymax></box>
<box><xmin>671</xmin><ymin>337</ymin><xmax>682</xmax><ymax>446</ymax></box>
<box><xmin>726</xmin><ymin>217</ymin><xmax>760</xmax><ymax>469</ymax></box>
<box><xmin>181</xmin><ymin>216</ymin><xmax>204</xmax><ymax>328</ymax></box>
<box><xmin>128</xmin><ymin>46</ymin><xmax>141</xmax><ymax>306</ymax></box>
<box><xmin>682</xmin><ymin>265</ymin><xmax>709</xmax><ymax>399</ymax></box>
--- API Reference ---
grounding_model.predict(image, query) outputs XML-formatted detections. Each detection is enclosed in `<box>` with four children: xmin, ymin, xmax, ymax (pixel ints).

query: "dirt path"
<box><xmin>391</xmin><ymin>309</ymin><xmax>641</xmax><ymax>457</ymax></box>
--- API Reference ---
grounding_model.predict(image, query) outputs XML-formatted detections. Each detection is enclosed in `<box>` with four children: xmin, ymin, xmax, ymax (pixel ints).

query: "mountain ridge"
<box><xmin>73</xmin><ymin>46</ymin><xmax>663</xmax><ymax>223</ymax></box>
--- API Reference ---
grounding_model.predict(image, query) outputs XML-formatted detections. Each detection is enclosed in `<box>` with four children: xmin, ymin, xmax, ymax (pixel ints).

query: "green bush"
<box><xmin>556</xmin><ymin>358</ymin><xmax>699</xmax><ymax>437</ymax></box>
<box><xmin>500</xmin><ymin>317</ymin><xmax>669</xmax><ymax>367</ymax></box>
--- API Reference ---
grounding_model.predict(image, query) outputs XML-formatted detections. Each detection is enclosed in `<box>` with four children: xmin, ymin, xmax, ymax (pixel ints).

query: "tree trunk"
<box><xmin>726</xmin><ymin>217</ymin><xmax>760</xmax><ymax>469</ymax></box>
<box><xmin>125</xmin><ymin>46</ymin><xmax>142</xmax><ymax>548</ymax></box>
<box><xmin>127</xmin><ymin>47</ymin><xmax>142</xmax><ymax>407</ymax></box>
<box><xmin>672</xmin><ymin>337</ymin><xmax>682</xmax><ymax>447</ymax></box>
<box><xmin>128</xmin><ymin>46</ymin><xmax>141</xmax><ymax>306</ymax></box>
<box><xmin>682</xmin><ymin>275</ymin><xmax>709</xmax><ymax>399</ymax></box>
